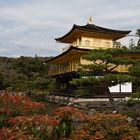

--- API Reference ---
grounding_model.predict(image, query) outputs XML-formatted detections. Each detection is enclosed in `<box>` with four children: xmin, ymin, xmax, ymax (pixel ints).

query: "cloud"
<box><xmin>0</xmin><ymin>0</ymin><xmax>139</xmax><ymax>57</ymax></box>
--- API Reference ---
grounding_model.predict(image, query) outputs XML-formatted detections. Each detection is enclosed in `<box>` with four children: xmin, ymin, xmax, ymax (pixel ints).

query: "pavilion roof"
<box><xmin>55</xmin><ymin>24</ymin><xmax>131</xmax><ymax>43</ymax></box>
<box><xmin>46</xmin><ymin>46</ymin><xmax>89</xmax><ymax>64</ymax></box>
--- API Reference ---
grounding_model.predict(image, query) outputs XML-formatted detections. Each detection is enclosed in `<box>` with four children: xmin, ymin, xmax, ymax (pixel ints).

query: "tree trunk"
<box><xmin>103</xmin><ymin>83</ymin><xmax>117</xmax><ymax>111</ymax></box>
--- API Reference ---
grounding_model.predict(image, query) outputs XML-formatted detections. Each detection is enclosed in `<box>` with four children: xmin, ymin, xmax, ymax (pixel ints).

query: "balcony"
<box><xmin>48</xmin><ymin>62</ymin><xmax>78</xmax><ymax>76</ymax></box>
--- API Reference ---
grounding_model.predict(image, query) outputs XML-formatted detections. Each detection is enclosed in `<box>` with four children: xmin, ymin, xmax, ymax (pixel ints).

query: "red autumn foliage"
<box><xmin>70</xmin><ymin>113</ymin><xmax>140</xmax><ymax>140</ymax></box>
<box><xmin>0</xmin><ymin>93</ymin><xmax>46</xmax><ymax>116</ymax></box>
<box><xmin>8</xmin><ymin>115</ymin><xmax>59</xmax><ymax>127</ymax></box>
<box><xmin>0</xmin><ymin>127</ymin><xmax>40</xmax><ymax>140</ymax></box>
<box><xmin>8</xmin><ymin>115</ymin><xmax>59</xmax><ymax>139</ymax></box>
<box><xmin>1</xmin><ymin>93</ymin><xmax>140</xmax><ymax>140</ymax></box>
<box><xmin>53</xmin><ymin>106</ymin><xmax>87</xmax><ymax>121</ymax></box>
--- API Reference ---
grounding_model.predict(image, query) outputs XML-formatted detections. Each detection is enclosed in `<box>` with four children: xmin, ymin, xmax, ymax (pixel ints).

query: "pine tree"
<box><xmin>135</xmin><ymin>29</ymin><xmax>140</xmax><ymax>51</ymax></box>
<box><xmin>129</xmin><ymin>39</ymin><xmax>135</xmax><ymax>50</ymax></box>
<box><xmin>70</xmin><ymin>48</ymin><xmax>138</xmax><ymax>111</ymax></box>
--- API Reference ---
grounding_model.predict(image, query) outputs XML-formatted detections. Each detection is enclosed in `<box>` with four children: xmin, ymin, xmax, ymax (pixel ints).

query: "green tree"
<box><xmin>136</xmin><ymin>29</ymin><xmax>140</xmax><ymax>46</ymax></box>
<box><xmin>130</xmin><ymin>28</ymin><xmax>140</xmax><ymax>52</ymax></box>
<box><xmin>113</xmin><ymin>41</ymin><xmax>122</xmax><ymax>48</ymax></box>
<box><xmin>0</xmin><ymin>56</ymin><xmax>52</xmax><ymax>92</ymax></box>
<box><xmin>129</xmin><ymin>63</ymin><xmax>140</xmax><ymax>81</ymax></box>
<box><xmin>0</xmin><ymin>72</ymin><xmax>4</xmax><ymax>89</ymax></box>
<box><xmin>129</xmin><ymin>38</ymin><xmax>135</xmax><ymax>51</ymax></box>
<box><xmin>136</xmin><ymin>29</ymin><xmax>140</xmax><ymax>36</ymax></box>
<box><xmin>129</xmin><ymin>62</ymin><xmax>140</xmax><ymax>91</ymax></box>
<box><xmin>12</xmin><ymin>56</ymin><xmax>48</xmax><ymax>79</ymax></box>
<box><xmin>70</xmin><ymin>48</ymin><xmax>137</xmax><ymax>111</ymax></box>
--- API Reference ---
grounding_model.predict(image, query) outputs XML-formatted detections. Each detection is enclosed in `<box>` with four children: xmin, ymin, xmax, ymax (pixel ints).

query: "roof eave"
<box><xmin>55</xmin><ymin>24</ymin><xmax>131</xmax><ymax>43</ymax></box>
<box><xmin>55</xmin><ymin>24</ymin><xmax>77</xmax><ymax>42</ymax></box>
<box><xmin>46</xmin><ymin>46</ymin><xmax>89</xmax><ymax>64</ymax></box>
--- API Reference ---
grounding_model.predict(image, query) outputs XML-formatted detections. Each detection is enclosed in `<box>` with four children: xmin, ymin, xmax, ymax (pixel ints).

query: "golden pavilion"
<box><xmin>47</xmin><ymin>18</ymin><xmax>137</xmax><ymax>93</ymax></box>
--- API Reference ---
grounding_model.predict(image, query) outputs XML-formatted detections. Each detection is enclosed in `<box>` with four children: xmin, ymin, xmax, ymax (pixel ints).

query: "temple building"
<box><xmin>47</xmin><ymin>18</ymin><xmax>137</xmax><ymax>95</ymax></box>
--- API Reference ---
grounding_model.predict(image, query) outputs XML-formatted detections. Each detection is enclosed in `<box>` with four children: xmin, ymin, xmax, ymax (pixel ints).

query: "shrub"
<box><xmin>0</xmin><ymin>93</ymin><xmax>46</xmax><ymax>117</ymax></box>
<box><xmin>131</xmin><ymin>92</ymin><xmax>140</xmax><ymax>99</ymax></box>
<box><xmin>127</xmin><ymin>98</ymin><xmax>140</xmax><ymax>107</ymax></box>
<box><xmin>72</xmin><ymin>113</ymin><xmax>140</xmax><ymax>140</ymax></box>
<box><xmin>0</xmin><ymin>127</ymin><xmax>40</xmax><ymax>140</ymax></box>
<box><xmin>8</xmin><ymin>115</ymin><xmax>58</xmax><ymax>140</ymax></box>
<box><xmin>53</xmin><ymin>106</ymin><xmax>87</xmax><ymax>139</ymax></box>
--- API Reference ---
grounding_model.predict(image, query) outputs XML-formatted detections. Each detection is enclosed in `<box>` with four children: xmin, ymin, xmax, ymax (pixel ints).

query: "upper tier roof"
<box><xmin>55</xmin><ymin>24</ymin><xmax>131</xmax><ymax>43</ymax></box>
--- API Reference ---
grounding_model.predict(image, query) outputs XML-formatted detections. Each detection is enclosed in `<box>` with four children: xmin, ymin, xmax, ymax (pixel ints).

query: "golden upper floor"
<box><xmin>47</xmin><ymin>46</ymin><xmax>140</xmax><ymax>76</ymax></box>
<box><xmin>47</xmin><ymin>21</ymin><xmax>133</xmax><ymax>76</ymax></box>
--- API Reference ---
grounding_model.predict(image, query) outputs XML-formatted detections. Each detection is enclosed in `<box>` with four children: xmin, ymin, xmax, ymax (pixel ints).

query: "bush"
<box><xmin>0</xmin><ymin>93</ymin><xmax>58</xmax><ymax>140</ymax></box>
<box><xmin>0</xmin><ymin>93</ymin><xmax>46</xmax><ymax>117</ymax></box>
<box><xmin>0</xmin><ymin>127</ymin><xmax>39</xmax><ymax>140</ymax></box>
<box><xmin>72</xmin><ymin>113</ymin><xmax>140</xmax><ymax>140</ymax></box>
<box><xmin>53</xmin><ymin>106</ymin><xmax>87</xmax><ymax>139</ymax></box>
<box><xmin>8</xmin><ymin>115</ymin><xmax>58</xmax><ymax>140</ymax></box>
<box><xmin>131</xmin><ymin>92</ymin><xmax>140</xmax><ymax>99</ymax></box>
<box><xmin>127</xmin><ymin>98</ymin><xmax>140</xmax><ymax>107</ymax></box>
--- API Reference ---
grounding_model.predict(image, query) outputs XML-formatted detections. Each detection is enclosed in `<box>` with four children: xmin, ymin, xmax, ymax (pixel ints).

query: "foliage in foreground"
<box><xmin>118</xmin><ymin>92</ymin><xmax>140</xmax><ymax>130</ymax></box>
<box><xmin>8</xmin><ymin>115</ymin><xmax>58</xmax><ymax>140</ymax></box>
<box><xmin>70</xmin><ymin>113</ymin><xmax>140</xmax><ymax>140</ymax></box>
<box><xmin>0</xmin><ymin>94</ymin><xmax>140</xmax><ymax>140</ymax></box>
<box><xmin>53</xmin><ymin>106</ymin><xmax>87</xmax><ymax>139</ymax></box>
<box><xmin>0</xmin><ymin>93</ymin><xmax>46</xmax><ymax>117</ymax></box>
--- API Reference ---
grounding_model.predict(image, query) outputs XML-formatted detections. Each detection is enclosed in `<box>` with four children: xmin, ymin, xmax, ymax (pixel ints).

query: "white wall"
<box><xmin>109</xmin><ymin>82</ymin><xmax>132</xmax><ymax>93</ymax></box>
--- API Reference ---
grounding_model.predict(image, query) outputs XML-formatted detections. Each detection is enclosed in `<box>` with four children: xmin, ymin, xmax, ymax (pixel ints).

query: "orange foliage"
<box><xmin>1</xmin><ymin>94</ymin><xmax>140</xmax><ymax>140</ymax></box>
<box><xmin>8</xmin><ymin>115</ymin><xmax>58</xmax><ymax>126</ymax></box>
<box><xmin>8</xmin><ymin>115</ymin><xmax>59</xmax><ymax>139</ymax></box>
<box><xmin>0</xmin><ymin>93</ymin><xmax>46</xmax><ymax>116</ymax></box>
<box><xmin>53</xmin><ymin>106</ymin><xmax>87</xmax><ymax>121</ymax></box>
<box><xmin>0</xmin><ymin>94</ymin><xmax>60</xmax><ymax>139</ymax></box>
<box><xmin>0</xmin><ymin>127</ymin><xmax>40</xmax><ymax>140</ymax></box>
<box><xmin>70</xmin><ymin>113</ymin><xmax>140</xmax><ymax>140</ymax></box>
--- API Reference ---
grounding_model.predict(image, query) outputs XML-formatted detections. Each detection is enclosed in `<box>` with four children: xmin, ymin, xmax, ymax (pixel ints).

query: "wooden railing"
<box><xmin>48</xmin><ymin>63</ymin><xmax>78</xmax><ymax>76</ymax></box>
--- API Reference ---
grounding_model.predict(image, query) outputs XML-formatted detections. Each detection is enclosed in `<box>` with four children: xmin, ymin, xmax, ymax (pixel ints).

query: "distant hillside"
<box><xmin>0</xmin><ymin>56</ymin><xmax>53</xmax><ymax>92</ymax></box>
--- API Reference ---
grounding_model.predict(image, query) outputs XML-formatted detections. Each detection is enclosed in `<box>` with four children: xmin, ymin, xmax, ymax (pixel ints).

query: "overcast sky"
<box><xmin>0</xmin><ymin>0</ymin><xmax>140</xmax><ymax>57</ymax></box>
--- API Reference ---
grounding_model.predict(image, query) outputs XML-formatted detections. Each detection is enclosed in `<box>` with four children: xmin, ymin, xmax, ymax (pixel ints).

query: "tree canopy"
<box><xmin>128</xmin><ymin>28</ymin><xmax>140</xmax><ymax>52</ymax></box>
<box><xmin>70</xmin><ymin>48</ymin><xmax>140</xmax><ymax>110</ymax></box>
<box><xmin>0</xmin><ymin>56</ymin><xmax>53</xmax><ymax>92</ymax></box>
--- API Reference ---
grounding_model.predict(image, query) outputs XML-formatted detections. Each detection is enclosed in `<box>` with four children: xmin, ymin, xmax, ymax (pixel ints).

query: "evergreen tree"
<box><xmin>0</xmin><ymin>56</ymin><xmax>52</xmax><ymax>91</ymax></box>
<box><xmin>129</xmin><ymin>39</ymin><xmax>135</xmax><ymax>50</ymax></box>
<box><xmin>70</xmin><ymin>48</ymin><xmax>138</xmax><ymax>111</ymax></box>
<box><xmin>136</xmin><ymin>29</ymin><xmax>140</xmax><ymax>39</ymax></box>
<box><xmin>134</xmin><ymin>28</ymin><xmax>140</xmax><ymax>51</ymax></box>
<box><xmin>137</xmin><ymin>29</ymin><xmax>140</xmax><ymax>45</ymax></box>
<box><xmin>129</xmin><ymin>62</ymin><xmax>140</xmax><ymax>91</ymax></box>
<box><xmin>113</xmin><ymin>41</ymin><xmax>122</xmax><ymax>48</ymax></box>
